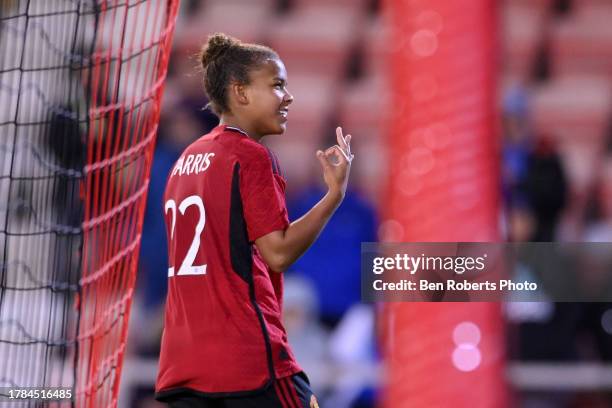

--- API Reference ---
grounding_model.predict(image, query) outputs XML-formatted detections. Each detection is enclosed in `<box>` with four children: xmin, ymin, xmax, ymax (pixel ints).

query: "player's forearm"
<box><xmin>277</xmin><ymin>189</ymin><xmax>343</xmax><ymax>270</ymax></box>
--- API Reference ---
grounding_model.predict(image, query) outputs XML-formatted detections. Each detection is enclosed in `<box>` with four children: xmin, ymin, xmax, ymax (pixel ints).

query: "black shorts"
<box><xmin>165</xmin><ymin>372</ymin><xmax>319</xmax><ymax>408</ymax></box>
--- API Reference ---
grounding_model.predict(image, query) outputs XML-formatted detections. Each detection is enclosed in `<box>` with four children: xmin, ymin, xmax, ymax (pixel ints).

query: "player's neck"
<box><xmin>219</xmin><ymin>115</ymin><xmax>262</xmax><ymax>141</ymax></box>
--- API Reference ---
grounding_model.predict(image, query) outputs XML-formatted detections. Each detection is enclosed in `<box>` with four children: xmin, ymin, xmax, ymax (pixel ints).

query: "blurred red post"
<box><xmin>382</xmin><ymin>0</ymin><xmax>508</xmax><ymax>406</ymax></box>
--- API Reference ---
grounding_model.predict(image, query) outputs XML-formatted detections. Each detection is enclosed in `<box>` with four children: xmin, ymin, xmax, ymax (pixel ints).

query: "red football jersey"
<box><xmin>155</xmin><ymin>125</ymin><xmax>301</xmax><ymax>399</ymax></box>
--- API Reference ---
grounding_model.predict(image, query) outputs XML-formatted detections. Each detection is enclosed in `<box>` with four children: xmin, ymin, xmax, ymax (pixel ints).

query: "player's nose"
<box><xmin>284</xmin><ymin>89</ymin><xmax>294</xmax><ymax>105</ymax></box>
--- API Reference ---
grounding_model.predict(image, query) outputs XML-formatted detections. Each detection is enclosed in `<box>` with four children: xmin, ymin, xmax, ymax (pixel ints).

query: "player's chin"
<box><xmin>269</xmin><ymin>118</ymin><xmax>288</xmax><ymax>135</ymax></box>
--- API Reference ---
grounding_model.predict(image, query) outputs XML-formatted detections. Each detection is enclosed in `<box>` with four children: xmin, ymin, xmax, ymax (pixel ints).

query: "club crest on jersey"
<box><xmin>172</xmin><ymin>152</ymin><xmax>215</xmax><ymax>177</ymax></box>
<box><xmin>310</xmin><ymin>395</ymin><xmax>319</xmax><ymax>408</ymax></box>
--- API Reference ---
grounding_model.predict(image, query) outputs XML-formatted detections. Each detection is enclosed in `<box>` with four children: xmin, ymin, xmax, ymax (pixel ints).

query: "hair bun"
<box><xmin>201</xmin><ymin>33</ymin><xmax>237</xmax><ymax>68</ymax></box>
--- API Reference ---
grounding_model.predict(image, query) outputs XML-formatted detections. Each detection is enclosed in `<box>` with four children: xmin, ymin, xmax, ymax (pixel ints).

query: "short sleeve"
<box><xmin>239</xmin><ymin>147</ymin><xmax>289</xmax><ymax>242</ymax></box>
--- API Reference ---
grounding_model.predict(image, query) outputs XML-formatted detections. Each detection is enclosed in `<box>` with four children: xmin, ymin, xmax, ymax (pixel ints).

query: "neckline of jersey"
<box><xmin>221</xmin><ymin>125</ymin><xmax>250</xmax><ymax>138</ymax></box>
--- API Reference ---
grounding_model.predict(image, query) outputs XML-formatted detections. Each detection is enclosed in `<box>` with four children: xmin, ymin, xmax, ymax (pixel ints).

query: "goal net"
<box><xmin>0</xmin><ymin>1</ymin><xmax>178</xmax><ymax>406</ymax></box>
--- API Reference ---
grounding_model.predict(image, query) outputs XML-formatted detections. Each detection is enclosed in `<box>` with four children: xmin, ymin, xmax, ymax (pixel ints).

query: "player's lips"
<box><xmin>278</xmin><ymin>108</ymin><xmax>289</xmax><ymax>119</ymax></box>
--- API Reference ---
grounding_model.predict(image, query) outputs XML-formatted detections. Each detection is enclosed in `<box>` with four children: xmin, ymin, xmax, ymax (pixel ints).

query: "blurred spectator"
<box><xmin>584</xmin><ymin>156</ymin><xmax>612</xmax><ymax>242</ymax></box>
<box><xmin>326</xmin><ymin>304</ymin><xmax>378</xmax><ymax>408</ymax></box>
<box><xmin>283</xmin><ymin>275</ymin><xmax>330</xmax><ymax>392</ymax></box>
<box><xmin>501</xmin><ymin>85</ymin><xmax>568</xmax><ymax>242</ymax></box>
<box><xmin>522</xmin><ymin>134</ymin><xmax>568</xmax><ymax>241</ymax></box>
<box><xmin>581</xmin><ymin>157</ymin><xmax>612</xmax><ymax>366</ymax></box>
<box><xmin>502</xmin><ymin>84</ymin><xmax>531</xmax><ymax>209</ymax></box>
<box><xmin>287</xmin><ymin>185</ymin><xmax>377</xmax><ymax>328</ymax></box>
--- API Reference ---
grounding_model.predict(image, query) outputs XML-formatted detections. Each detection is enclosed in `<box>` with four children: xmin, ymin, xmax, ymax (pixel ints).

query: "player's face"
<box><xmin>246</xmin><ymin>58</ymin><xmax>293</xmax><ymax>136</ymax></box>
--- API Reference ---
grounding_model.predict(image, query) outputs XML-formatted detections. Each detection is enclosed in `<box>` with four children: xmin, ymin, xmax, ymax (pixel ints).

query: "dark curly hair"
<box><xmin>199</xmin><ymin>33</ymin><xmax>278</xmax><ymax>116</ymax></box>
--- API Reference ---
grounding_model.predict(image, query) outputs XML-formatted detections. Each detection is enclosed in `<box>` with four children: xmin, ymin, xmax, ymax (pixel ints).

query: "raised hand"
<box><xmin>316</xmin><ymin>126</ymin><xmax>353</xmax><ymax>198</ymax></box>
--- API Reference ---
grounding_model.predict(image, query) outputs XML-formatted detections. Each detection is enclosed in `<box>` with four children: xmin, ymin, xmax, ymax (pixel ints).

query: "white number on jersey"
<box><xmin>165</xmin><ymin>195</ymin><xmax>207</xmax><ymax>277</ymax></box>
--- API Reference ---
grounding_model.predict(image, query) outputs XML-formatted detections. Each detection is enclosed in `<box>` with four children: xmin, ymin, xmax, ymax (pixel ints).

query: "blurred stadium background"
<box><xmin>3</xmin><ymin>0</ymin><xmax>612</xmax><ymax>407</ymax></box>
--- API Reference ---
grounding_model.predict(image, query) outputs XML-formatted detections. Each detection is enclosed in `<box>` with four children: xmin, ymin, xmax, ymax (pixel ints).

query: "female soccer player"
<box><xmin>155</xmin><ymin>33</ymin><xmax>353</xmax><ymax>408</ymax></box>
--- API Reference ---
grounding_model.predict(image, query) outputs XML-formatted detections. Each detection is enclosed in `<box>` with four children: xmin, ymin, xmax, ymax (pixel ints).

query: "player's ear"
<box><xmin>230</xmin><ymin>82</ymin><xmax>249</xmax><ymax>106</ymax></box>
